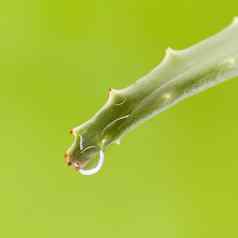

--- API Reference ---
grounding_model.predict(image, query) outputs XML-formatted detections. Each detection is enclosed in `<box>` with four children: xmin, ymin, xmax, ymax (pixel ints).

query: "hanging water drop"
<box><xmin>79</xmin><ymin>150</ymin><xmax>105</xmax><ymax>176</ymax></box>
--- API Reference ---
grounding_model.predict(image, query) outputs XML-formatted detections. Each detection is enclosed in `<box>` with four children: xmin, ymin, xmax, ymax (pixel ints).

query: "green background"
<box><xmin>1</xmin><ymin>0</ymin><xmax>238</xmax><ymax>237</ymax></box>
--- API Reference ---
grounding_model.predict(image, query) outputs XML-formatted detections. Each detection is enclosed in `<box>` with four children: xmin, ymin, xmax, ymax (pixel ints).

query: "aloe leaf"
<box><xmin>65</xmin><ymin>18</ymin><xmax>238</xmax><ymax>175</ymax></box>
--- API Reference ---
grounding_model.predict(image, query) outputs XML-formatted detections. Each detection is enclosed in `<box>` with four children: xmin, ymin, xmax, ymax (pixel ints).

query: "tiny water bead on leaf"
<box><xmin>79</xmin><ymin>150</ymin><xmax>104</xmax><ymax>176</ymax></box>
<box><xmin>65</xmin><ymin>131</ymin><xmax>105</xmax><ymax>175</ymax></box>
<box><xmin>65</xmin><ymin>18</ymin><xmax>238</xmax><ymax>175</ymax></box>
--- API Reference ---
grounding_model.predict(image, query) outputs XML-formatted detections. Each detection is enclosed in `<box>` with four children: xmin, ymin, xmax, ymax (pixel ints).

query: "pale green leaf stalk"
<box><xmin>65</xmin><ymin>18</ymin><xmax>238</xmax><ymax>175</ymax></box>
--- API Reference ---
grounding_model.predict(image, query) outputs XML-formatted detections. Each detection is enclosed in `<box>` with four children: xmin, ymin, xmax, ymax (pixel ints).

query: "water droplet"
<box><xmin>79</xmin><ymin>150</ymin><xmax>105</xmax><ymax>176</ymax></box>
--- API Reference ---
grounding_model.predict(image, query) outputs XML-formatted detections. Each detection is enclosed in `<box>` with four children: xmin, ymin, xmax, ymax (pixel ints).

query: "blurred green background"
<box><xmin>1</xmin><ymin>0</ymin><xmax>238</xmax><ymax>237</ymax></box>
